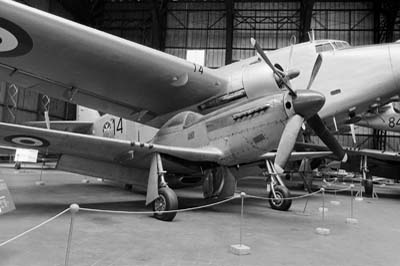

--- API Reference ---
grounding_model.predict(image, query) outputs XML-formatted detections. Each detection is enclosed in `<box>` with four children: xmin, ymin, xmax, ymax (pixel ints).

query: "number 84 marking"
<box><xmin>388</xmin><ymin>117</ymin><xmax>400</xmax><ymax>128</ymax></box>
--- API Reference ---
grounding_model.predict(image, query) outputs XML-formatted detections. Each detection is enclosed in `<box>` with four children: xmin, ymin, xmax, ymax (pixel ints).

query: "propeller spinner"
<box><xmin>250</xmin><ymin>38</ymin><xmax>347</xmax><ymax>172</ymax></box>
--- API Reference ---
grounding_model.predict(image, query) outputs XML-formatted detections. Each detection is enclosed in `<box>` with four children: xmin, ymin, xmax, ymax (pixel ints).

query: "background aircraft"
<box><xmin>356</xmin><ymin>102</ymin><xmax>400</xmax><ymax>132</ymax></box>
<box><xmin>0</xmin><ymin>1</ymin><xmax>399</xmax><ymax>221</ymax></box>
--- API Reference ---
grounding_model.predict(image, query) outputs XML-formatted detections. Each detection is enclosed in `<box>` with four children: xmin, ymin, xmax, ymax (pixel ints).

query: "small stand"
<box><xmin>346</xmin><ymin>185</ymin><xmax>358</xmax><ymax>224</ymax></box>
<box><xmin>330</xmin><ymin>179</ymin><xmax>341</xmax><ymax>205</ymax></box>
<box><xmin>230</xmin><ymin>192</ymin><xmax>250</xmax><ymax>255</ymax></box>
<box><xmin>330</xmin><ymin>188</ymin><xmax>341</xmax><ymax>206</ymax></box>
<box><xmin>35</xmin><ymin>162</ymin><xmax>45</xmax><ymax>186</ymax></box>
<box><xmin>315</xmin><ymin>188</ymin><xmax>330</xmax><ymax>235</ymax></box>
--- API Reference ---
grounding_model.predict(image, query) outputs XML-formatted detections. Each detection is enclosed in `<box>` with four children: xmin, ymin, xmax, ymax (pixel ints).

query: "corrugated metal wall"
<box><xmin>312</xmin><ymin>1</ymin><xmax>374</xmax><ymax>45</ymax></box>
<box><xmin>165</xmin><ymin>2</ymin><xmax>227</xmax><ymax>68</ymax></box>
<box><xmin>232</xmin><ymin>1</ymin><xmax>300</xmax><ymax>60</ymax></box>
<box><xmin>101</xmin><ymin>1</ymin><xmax>154</xmax><ymax>47</ymax></box>
<box><xmin>163</xmin><ymin>0</ymin><xmax>396</xmax><ymax>65</ymax></box>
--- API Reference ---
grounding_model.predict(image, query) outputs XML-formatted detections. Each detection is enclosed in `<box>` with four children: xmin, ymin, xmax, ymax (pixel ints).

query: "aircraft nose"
<box><xmin>292</xmin><ymin>90</ymin><xmax>326</xmax><ymax>119</ymax></box>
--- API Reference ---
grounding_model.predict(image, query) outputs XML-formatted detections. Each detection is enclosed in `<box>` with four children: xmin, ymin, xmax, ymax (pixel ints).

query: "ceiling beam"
<box><xmin>299</xmin><ymin>0</ymin><xmax>315</xmax><ymax>43</ymax></box>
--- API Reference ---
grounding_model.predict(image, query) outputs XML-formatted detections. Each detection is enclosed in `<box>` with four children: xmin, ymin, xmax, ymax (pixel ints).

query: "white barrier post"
<box><xmin>303</xmin><ymin>198</ymin><xmax>309</xmax><ymax>213</ymax></box>
<box><xmin>230</xmin><ymin>192</ymin><xmax>250</xmax><ymax>255</ymax></box>
<box><xmin>346</xmin><ymin>184</ymin><xmax>358</xmax><ymax>224</ymax></box>
<box><xmin>330</xmin><ymin>185</ymin><xmax>341</xmax><ymax>206</ymax></box>
<box><xmin>316</xmin><ymin>188</ymin><xmax>330</xmax><ymax>235</ymax></box>
<box><xmin>65</xmin><ymin>204</ymin><xmax>79</xmax><ymax>266</ymax></box>
<box><xmin>35</xmin><ymin>161</ymin><xmax>45</xmax><ymax>186</ymax></box>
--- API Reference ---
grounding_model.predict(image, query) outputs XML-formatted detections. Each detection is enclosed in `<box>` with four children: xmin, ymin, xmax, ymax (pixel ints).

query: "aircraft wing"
<box><xmin>0</xmin><ymin>1</ymin><xmax>228</xmax><ymax>125</ymax></box>
<box><xmin>260</xmin><ymin>151</ymin><xmax>333</xmax><ymax>161</ymax></box>
<box><xmin>296</xmin><ymin>142</ymin><xmax>400</xmax><ymax>162</ymax></box>
<box><xmin>345</xmin><ymin>147</ymin><xmax>400</xmax><ymax>162</ymax></box>
<box><xmin>0</xmin><ymin>122</ymin><xmax>223</xmax><ymax>167</ymax></box>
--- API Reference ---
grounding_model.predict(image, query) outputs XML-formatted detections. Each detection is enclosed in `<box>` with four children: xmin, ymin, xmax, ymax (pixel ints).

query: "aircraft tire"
<box><xmin>269</xmin><ymin>185</ymin><xmax>292</xmax><ymax>211</ymax></box>
<box><xmin>153</xmin><ymin>187</ymin><xmax>178</xmax><ymax>221</ymax></box>
<box><xmin>14</xmin><ymin>162</ymin><xmax>21</xmax><ymax>170</ymax></box>
<box><xmin>364</xmin><ymin>177</ymin><xmax>373</xmax><ymax>198</ymax></box>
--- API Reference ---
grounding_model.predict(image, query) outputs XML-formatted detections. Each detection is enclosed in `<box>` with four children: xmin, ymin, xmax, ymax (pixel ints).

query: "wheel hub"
<box><xmin>154</xmin><ymin>194</ymin><xmax>167</xmax><ymax>212</ymax></box>
<box><xmin>272</xmin><ymin>192</ymin><xmax>283</xmax><ymax>207</ymax></box>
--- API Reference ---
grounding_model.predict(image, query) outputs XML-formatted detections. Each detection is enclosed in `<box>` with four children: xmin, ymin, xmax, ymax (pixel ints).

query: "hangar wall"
<box><xmin>98</xmin><ymin>0</ymin><xmax>400</xmax><ymax>66</ymax></box>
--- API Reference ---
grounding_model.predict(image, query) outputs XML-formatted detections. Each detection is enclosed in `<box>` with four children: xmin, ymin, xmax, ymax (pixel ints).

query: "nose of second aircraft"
<box><xmin>292</xmin><ymin>90</ymin><xmax>326</xmax><ymax>119</ymax></box>
<box><xmin>389</xmin><ymin>43</ymin><xmax>400</xmax><ymax>91</ymax></box>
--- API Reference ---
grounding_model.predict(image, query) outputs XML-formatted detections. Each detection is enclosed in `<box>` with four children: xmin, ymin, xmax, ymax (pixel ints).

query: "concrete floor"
<box><xmin>1</xmin><ymin>164</ymin><xmax>400</xmax><ymax>266</ymax></box>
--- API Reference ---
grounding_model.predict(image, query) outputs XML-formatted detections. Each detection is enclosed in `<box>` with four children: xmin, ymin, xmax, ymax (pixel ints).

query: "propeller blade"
<box><xmin>251</xmin><ymin>38</ymin><xmax>281</xmax><ymax>77</ymax></box>
<box><xmin>307</xmin><ymin>114</ymin><xmax>348</xmax><ymax>162</ymax></box>
<box><xmin>286</xmin><ymin>35</ymin><xmax>296</xmax><ymax>71</ymax></box>
<box><xmin>251</xmin><ymin>37</ymin><xmax>297</xmax><ymax>97</ymax></box>
<box><xmin>274</xmin><ymin>114</ymin><xmax>304</xmax><ymax>171</ymax></box>
<box><xmin>305</xmin><ymin>54</ymin><xmax>323</xmax><ymax>90</ymax></box>
<box><xmin>350</xmin><ymin>124</ymin><xmax>357</xmax><ymax>144</ymax></box>
<box><xmin>332</xmin><ymin>116</ymin><xmax>338</xmax><ymax>131</ymax></box>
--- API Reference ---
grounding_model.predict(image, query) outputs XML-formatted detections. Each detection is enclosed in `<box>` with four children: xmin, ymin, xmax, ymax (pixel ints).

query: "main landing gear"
<box><xmin>147</xmin><ymin>153</ymin><xmax>178</xmax><ymax>221</ymax></box>
<box><xmin>14</xmin><ymin>162</ymin><xmax>21</xmax><ymax>170</ymax></box>
<box><xmin>265</xmin><ymin>160</ymin><xmax>292</xmax><ymax>211</ymax></box>
<box><xmin>360</xmin><ymin>155</ymin><xmax>374</xmax><ymax>198</ymax></box>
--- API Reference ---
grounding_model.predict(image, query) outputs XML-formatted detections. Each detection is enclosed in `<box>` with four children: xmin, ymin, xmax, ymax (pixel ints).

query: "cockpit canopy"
<box><xmin>161</xmin><ymin>111</ymin><xmax>203</xmax><ymax>130</ymax></box>
<box><xmin>315</xmin><ymin>40</ymin><xmax>350</xmax><ymax>53</ymax></box>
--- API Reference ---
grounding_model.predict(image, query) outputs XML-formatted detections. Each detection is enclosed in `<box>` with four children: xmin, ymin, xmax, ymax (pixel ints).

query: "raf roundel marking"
<box><xmin>0</xmin><ymin>18</ymin><xmax>33</xmax><ymax>57</ymax></box>
<box><xmin>4</xmin><ymin>135</ymin><xmax>50</xmax><ymax>147</ymax></box>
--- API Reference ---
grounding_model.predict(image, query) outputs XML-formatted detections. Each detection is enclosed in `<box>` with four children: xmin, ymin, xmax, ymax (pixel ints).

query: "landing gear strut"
<box><xmin>147</xmin><ymin>153</ymin><xmax>178</xmax><ymax>221</ymax></box>
<box><xmin>14</xmin><ymin>162</ymin><xmax>21</xmax><ymax>170</ymax></box>
<box><xmin>360</xmin><ymin>155</ymin><xmax>374</xmax><ymax>198</ymax></box>
<box><xmin>265</xmin><ymin>160</ymin><xmax>292</xmax><ymax>211</ymax></box>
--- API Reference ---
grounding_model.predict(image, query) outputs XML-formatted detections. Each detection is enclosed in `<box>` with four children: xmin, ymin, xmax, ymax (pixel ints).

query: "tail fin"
<box><xmin>77</xmin><ymin>106</ymin><xmax>101</xmax><ymax>121</ymax></box>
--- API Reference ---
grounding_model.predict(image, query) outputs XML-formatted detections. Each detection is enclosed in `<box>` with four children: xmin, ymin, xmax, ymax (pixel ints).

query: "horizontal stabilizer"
<box><xmin>25</xmin><ymin>121</ymin><xmax>93</xmax><ymax>134</ymax></box>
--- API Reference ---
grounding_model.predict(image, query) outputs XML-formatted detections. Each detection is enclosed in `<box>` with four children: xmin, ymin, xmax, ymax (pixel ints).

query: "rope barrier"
<box><xmin>323</xmin><ymin>186</ymin><xmax>352</xmax><ymax>193</ymax></box>
<box><xmin>0</xmin><ymin>185</ymin><xmax>353</xmax><ymax>248</ymax></box>
<box><xmin>246</xmin><ymin>188</ymin><xmax>323</xmax><ymax>201</ymax></box>
<box><xmin>80</xmin><ymin>195</ymin><xmax>240</xmax><ymax>215</ymax></box>
<box><xmin>0</xmin><ymin>208</ymin><xmax>70</xmax><ymax>247</ymax></box>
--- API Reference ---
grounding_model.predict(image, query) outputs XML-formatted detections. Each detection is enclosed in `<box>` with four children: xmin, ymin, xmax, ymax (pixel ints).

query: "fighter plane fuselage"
<box><xmin>153</xmin><ymin>93</ymin><xmax>289</xmax><ymax>166</ymax></box>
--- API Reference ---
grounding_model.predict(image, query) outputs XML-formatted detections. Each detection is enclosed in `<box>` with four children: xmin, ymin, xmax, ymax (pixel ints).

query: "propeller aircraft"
<box><xmin>0</xmin><ymin>0</ymin><xmax>399</xmax><ymax>221</ymax></box>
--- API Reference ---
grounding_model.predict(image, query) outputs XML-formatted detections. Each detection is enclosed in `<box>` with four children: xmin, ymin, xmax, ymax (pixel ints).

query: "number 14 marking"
<box><xmin>193</xmin><ymin>63</ymin><xmax>203</xmax><ymax>74</ymax></box>
<box><xmin>111</xmin><ymin>117</ymin><xmax>123</xmax><ymax>134</ymax></box>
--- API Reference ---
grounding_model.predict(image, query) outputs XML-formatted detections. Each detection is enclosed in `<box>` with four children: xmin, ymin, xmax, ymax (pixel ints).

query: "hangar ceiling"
<box><xmin>57</xmin><ymin>0</ymin><xmax>400</xmax><ymax>66</ymax></box>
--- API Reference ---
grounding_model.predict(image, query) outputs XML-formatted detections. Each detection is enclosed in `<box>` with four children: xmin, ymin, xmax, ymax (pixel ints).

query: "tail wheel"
<box><xmin>153</xmin><ymin>187</ymin><xmax>178</xmax><ymax>221</ymax></box>
<box><xmin>269</xmin><ymin>185</ymin><xmax>292</xmax><ymax>211</ymax></box>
